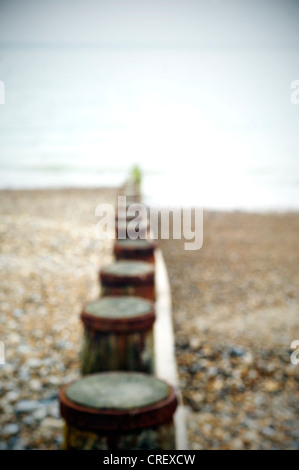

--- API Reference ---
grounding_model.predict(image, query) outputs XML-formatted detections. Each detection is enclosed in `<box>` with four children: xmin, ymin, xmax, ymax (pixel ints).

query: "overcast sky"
<box><xmin>0</xmin><ymin>0</ymin><xmax>299</xmax><ymax>47</ymax></box>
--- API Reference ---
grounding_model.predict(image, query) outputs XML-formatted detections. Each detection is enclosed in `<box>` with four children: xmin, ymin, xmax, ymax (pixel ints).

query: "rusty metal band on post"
<box><xmin>59</xmin><ymin>385</ymin><xmax>178</xmax><ymax>433</ymax></box>
<box><xmin>113</xmin><ymin>241</ymin><xmax>157</xmax><ymax>259</ymax></box>
<box><xmin>99</xmin><ymin>269</ymin><xmax>154</xmax><ymax>287</ymax></box>
<box><xmin>80</xmin><ymin>309</ymin><xmax>156</xmax><ymax>333</ymax></box>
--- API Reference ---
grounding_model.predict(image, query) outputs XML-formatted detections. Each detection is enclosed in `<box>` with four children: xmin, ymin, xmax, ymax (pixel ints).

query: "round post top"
<box><xmin>81</xmin><ymin>296</ymin><xmax>155</xmax><ymax>332</ymax></box>
<box><xmin>114</xmin><ymin>239</ymin><xmax>156</xmax><ymax>251</ymax></box>
<box><xmin>59</xmin><ymin>372</ymin><xmax>177</xmax><ymax>432</ymax></box>
<box><xmin>100</xmin><ymin>261</ymin><xmax>154</xmax><ymax>285</ymax></box>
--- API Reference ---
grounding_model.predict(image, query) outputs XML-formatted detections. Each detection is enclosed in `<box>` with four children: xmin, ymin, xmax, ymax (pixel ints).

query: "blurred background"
<box><xmin>0</xmin><ymin>0</ymin><xmax>299</xmax><ymax>209</ymax></box>
<box><xmin>1</xmin><ymin>1</ymin><xmax>299</xmax><ymax>451</ymax></box>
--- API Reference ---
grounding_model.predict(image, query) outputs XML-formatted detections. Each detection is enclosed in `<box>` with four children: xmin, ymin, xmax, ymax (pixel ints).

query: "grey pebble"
<box><xmin>18</xmin><ymin>366</ymin><xmax>30</xmax><ymax>380</ymax></box>
<box><xmin>207</xmin><ymin>367</ymin><xmax>219</xmax><ymax>377</ymax></box>
<box><xmin>46</xmin><ymin>402</ymin><xmax>59</xmax><ymax>418</ymax></box>
<box><xmin>5</xmin><ymin>390</ymin><xmax>20</xmax><ymax>402</ymax></box>
<box><xmin>15</xmin><ymin>400</ymin><xmax>41</xmax><ymax>414</ymax></box>
<box><xmin>261</xmin><ymin>426</ymin><xmax>275</xmax><ymax>437</ymax></box>
<box><xmin>32</xmin><ymin>406</ymin><xmax>48</xmax><ymax>421</ymax></box>
<box><xmin>22</xmin><ymin>415</ymin><xmax>35</xmax><ymax>426</ymax></box>
<box><xmin>1</xmin><ymin>423</ymin><xmax>20</xmax><ymax>436</ymax></box>
<box><xmin>229</xmin><ymin>346</ymin><xmax>245</xmax><ymax>358</ymax></box>
<box><xmin>27</xmin><ymin>358</ymin><xmax>43</xmax><ymax>368</ymax></box>
<box><xmin>10</xmin><ymin>438</ymin><xmax>28</xmax><ymax>450</ymax></box>
<box><xmin>13</xmin><ymin>308</ymin><xmax>24</xmax><ymax>318</ymax></box>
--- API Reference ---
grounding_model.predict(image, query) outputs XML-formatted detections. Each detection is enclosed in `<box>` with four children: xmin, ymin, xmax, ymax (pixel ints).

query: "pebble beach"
<box><xmin>0</xmin><ymin>188</ymin><xmax>299</xmax><ymax>450</ymax></box>
<box><xmin>160</xmin><ymin>210</ymin><xmax>299</xmax><ymax>450</ymax></box>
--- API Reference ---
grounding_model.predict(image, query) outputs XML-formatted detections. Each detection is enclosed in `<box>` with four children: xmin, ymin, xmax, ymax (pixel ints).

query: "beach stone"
<box><xmin>9</xmin><ymin>332</ymin><xmax>20</xmax><ymax>344</ymax></box>
<box><xmin>1</xmin><ymin>423</ymin><xmax>19</xmax><ymax>436</ymax></box>
<box><xmin>46</xmin><ymin>402</ymin><xmax>60</xmax><ymax>418</ymax></box>
<box><xmin>17</xmin><ymin>344</ymin><xmax>30</xmax><ymax>354</ymax></box>
<box><xmin>40</xmin><ymin>417</ymin><xmax>63</xmax><ymax>430</ymax></box>
<box><xmin>229</xmin><ymin>346</ymin><xmax>245</xmax><ymax>358</ymax></box>
<box><xmin>15</xmin><ymin>400</ymin><xmax>41</xmax><ymax>414</ymax></box>
<box><xmin>230</xmin><ymin>438</ymin><xmax>244</xmax><ymax>450</ymax></box>
<box><xmin>27</xmin><ymin>358</ymin><xmax>43</xmax><ymax>368</ymax></box>
<box><xmin>39</xmin><ymin>393</ymin><xmax>59</xmax><ymax>404</ymax></box>
<box><xmin>18</xmin><ymin>367</ymin><xmax>30</xmax><ymax>381</ymax></box>
<box><xmin>263</xmin><ymin>380</ymin><xmax>281</xmax><ymax>392</ymax></box>
<box><xmin>47</xmin><ymin>376</ymin><xmax>61</xmax><ymax>385</ymax></box>
<box><xmin>56</xmin><ymin>341</ymin><xmax>73</xmax><ymax>350</ymax></box>
<box><xmin>242</xmin><ymin>430</ymin><xmax>259</xmax><ymax>444</ymax></box>
<box><xmin>32</xmin><ymin>406</ymin><xmax>48</xmax><ymax>421</ymax></box>
<box><xmin>13</xmin><ymin>308</ymin><xmax>24</xmax><ymax>318</ymax></box>
<box><xmin>207</xmin><ymin>367</ymin><xmax>219</xmax><ymax>377</ymax></box>
<box><xmin>22</xmin><ymin>415</ymin><xmax>35</xmax><ymax>426</ymax></box>
<box><xmin>10</xmin><ymin>438</ymin><xmax>28</xmax><ymax>450</ymax></box>
<box><xmin>211</xmin><ymin>378</ymin><xmax>223</xmax><ymax>391</ymax></box>
<box><xmin>242</xmin><ymin>352</ymin><xmax>254</xmax><ymax>364</ymax></box>
<box><xmin>5</xmin><ymin>390</ymin><xmax>20</xmax><ymax>402</ymax></box>
<box><xmin>189</xmin><ymin>363</ymin><xmax>202</xmax><ymax>374</ymax></box>
<box><xmin>261</xmin><ymin>426</ymin><xmax>275</xmax><ymax>437</ymax></box>
<box><xmin>189</xmin><ymin>336</ymin><xmax>201</xmax><ymax>351</ymax></box>
<box><xmin>29</xmin><ymin>379</ymin><xmax>42</xmax><ymax>391</ymax></box>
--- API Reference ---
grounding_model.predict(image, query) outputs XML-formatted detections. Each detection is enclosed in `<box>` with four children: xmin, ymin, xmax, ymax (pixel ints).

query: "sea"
<box><xmin>0</xmin><ymin>43</ymin><xmax>299</xmax><ymax>211</ymax></box>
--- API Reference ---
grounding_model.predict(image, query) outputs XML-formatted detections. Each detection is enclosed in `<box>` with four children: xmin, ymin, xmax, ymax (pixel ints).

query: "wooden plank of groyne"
<box><xmin>154</xmin><ymin>248</ymin><xmax>189</xmax><ymax>450</ymax></box>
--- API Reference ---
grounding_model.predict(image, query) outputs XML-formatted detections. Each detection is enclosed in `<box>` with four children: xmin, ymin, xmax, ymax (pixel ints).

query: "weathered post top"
<box><xmin>59</xmin><ymin>371</ymin><xmax>178</xmax><ymax>432</ymax></box>
<box><xmin>81</xmin><ymin>296</ymin><xmax>155</xmax><ymax>332</ymax></box>
<box><xmin>100</xmin><ymin>261</ymin><xmax>154</xmax><ymax>285</ymax></box>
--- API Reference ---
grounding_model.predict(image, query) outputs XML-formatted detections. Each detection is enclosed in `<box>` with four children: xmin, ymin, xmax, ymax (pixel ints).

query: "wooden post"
<box><xmin>113</xmin><ymin>239</ymin><xmax>157</xmax><ymax>263</ymax></box>
<box><xmin>80</xmin><ymin>296</ymin><xmax>156</xmax><ymax>374</ymax></box>
<box><xmin>59</xmin><ymin>372</ymin><xmax>178</xmax><ymax>450</ymax></box>
<box><xmin>99</xmin><ymin>261</ymin><xmax>155</xmax><ymax>301</ymax></box>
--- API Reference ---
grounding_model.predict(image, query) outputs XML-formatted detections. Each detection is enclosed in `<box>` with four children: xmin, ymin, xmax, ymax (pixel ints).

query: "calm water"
<box><xmin>0</xmin><ymin>44</ymin><xmax>299</xmax><ymax>210</ymax></box>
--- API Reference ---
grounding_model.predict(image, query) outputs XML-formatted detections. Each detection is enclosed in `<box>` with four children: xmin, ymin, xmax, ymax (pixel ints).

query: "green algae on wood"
<box><xmin>62</xmin><ymin>421</ymin><xmax>176</xmax><ymax>450</ymax></box>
